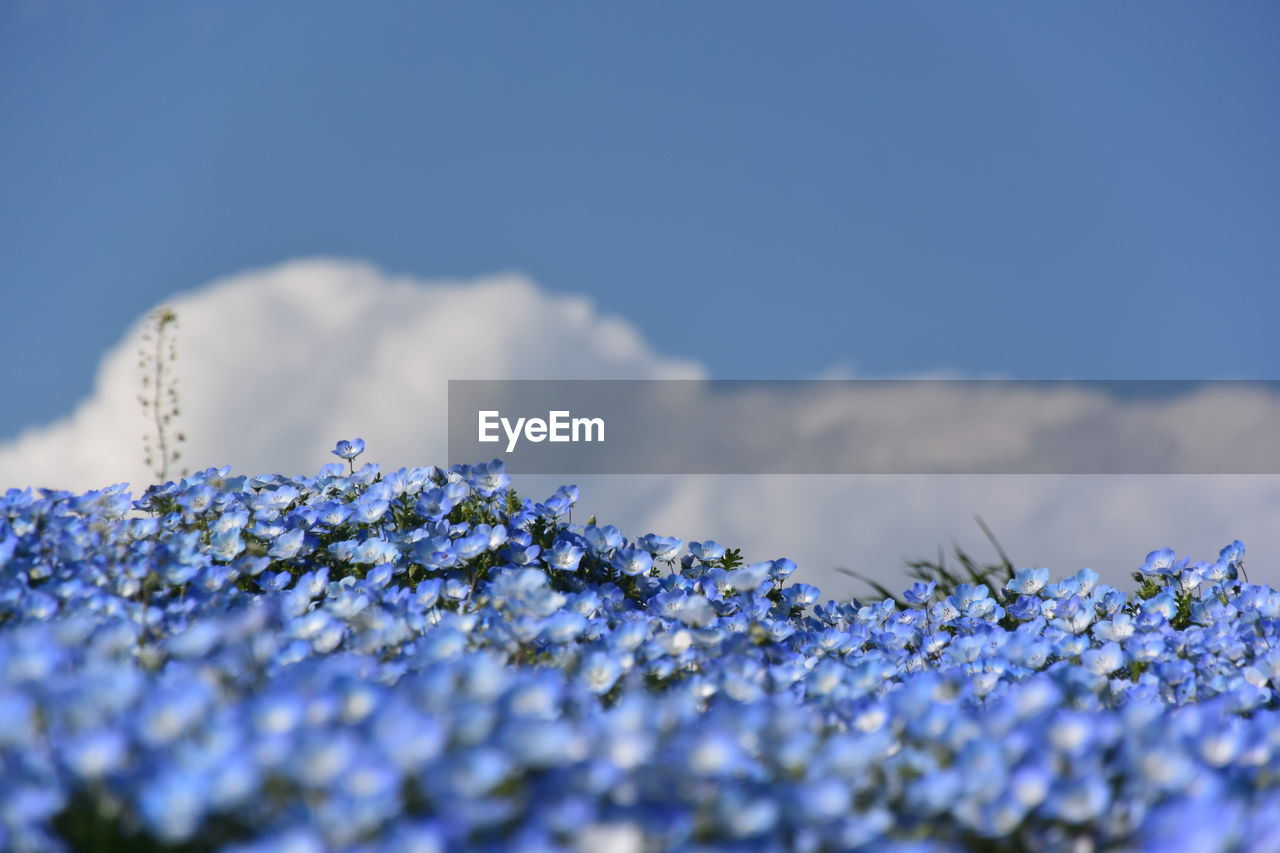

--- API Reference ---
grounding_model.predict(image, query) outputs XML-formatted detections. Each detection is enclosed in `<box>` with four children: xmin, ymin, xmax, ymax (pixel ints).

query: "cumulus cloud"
<box><xmin>0</xmin><ymin>259</ymin><xmax>701</xmax><ymax>490</ymax></box>
<box><xmin>3</xmin><ymin>257</ymin><xmax>1279</xmax><ymax>593</ymax></box>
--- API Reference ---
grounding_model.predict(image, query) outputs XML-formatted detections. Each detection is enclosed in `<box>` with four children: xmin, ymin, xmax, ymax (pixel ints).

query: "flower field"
<box><xmin>2</xmin><ymin>443</ymin><xmax>1280</xmax><ymax>851</ymax></box>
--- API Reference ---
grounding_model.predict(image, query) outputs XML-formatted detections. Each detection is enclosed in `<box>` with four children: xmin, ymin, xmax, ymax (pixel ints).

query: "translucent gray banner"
<box><xmin>447</xmin><ymin>379</ymin><xmax>1280</xmax><ymax>474</ymax></box>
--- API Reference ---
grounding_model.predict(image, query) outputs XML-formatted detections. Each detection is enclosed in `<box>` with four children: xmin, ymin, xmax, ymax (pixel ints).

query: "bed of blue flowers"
<box><xmin>3</xmin><ymin>440</ymin><xmax>1280</xmax><ymax>852</ymax></box>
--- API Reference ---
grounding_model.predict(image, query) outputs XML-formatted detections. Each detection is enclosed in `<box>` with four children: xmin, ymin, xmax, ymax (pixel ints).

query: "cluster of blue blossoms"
<box><xmin>2</xmin><ymin>441</ymin><xmax>1280</xmax><ymax>851</ymax></box>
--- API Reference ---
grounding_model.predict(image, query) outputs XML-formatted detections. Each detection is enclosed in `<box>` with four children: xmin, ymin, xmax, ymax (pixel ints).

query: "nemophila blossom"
<box><xmin>349</xmin><ymin>498</ymin><xmax>390</xmax><ymax>525</ymax></box>
<box><xmin>353</xmin><ymin>538</ymin><xmax>399</xmax><ymax>565</ymax></box>
<box><xmin>502</xmin><ymin>539</ymin><xmax>542</xmax><ymax>566</ymax></box>
<box><xmin>209</xmin><ymin>528</ymin><xmax>247</xmax><ymax>562</ymax></box>
<box><xmin>468</xmin><ymin>460</ymin><xmax>510</xmax><ymax>498</ymax></box>
<box><xmin>1007</xmin><ymin>567</ymin><xmax>1050</xmax><ymax>596</ymax></box>
<box><xmin>332</xmin><ymin>438</ymin><xmax>366</xmax><ymax>460</ymax></box>
<box><xmin>312</xmin><ymin>500</ymin><xmax>354</xmax><ymax>528</ymax></box>
<box><xmin>1096</xmin><ymin>586</ymin><xmax>1126</xmax><ymax>616</ymax></box>
<box><xmin>766</xmin><ymin>558</ymin><xmax>797</xmax><ymax>581</ymax></box>
<box><xmin>1140</xmin><ymin>547</ymin><xmax>1182</xmax><ymax>577</ymax></box>
<box><xmin>538</xmin><ymin>493</ymin><xmax>575</xmax><ymax>518</ymax></box>
<box><xmin>1092</xmin><ymin>612</ymin><xmax>1136</xmax><ymax>642</ymax></box>
<box><xmin>612</xmin><ymin>547</ymin><xmax>653</xmax><ymax>577</ymax></box>
<box><xmin>1220</xmin><ymin>539</ymin><xmax>1246</xmax><ymax>567</ymax></box>
<box><xmin>414</xmin><ymin>487</ymin><xmax>453</xmax><ymax>521</ymax></box>
<box><xmin>176</xmin><ymin>484</ymin><xmax>217</xmax><ymax>515</ymax></box>
<box><xmin>254</xmin><ymin>485</ymin><xmax>301</xmax><ymax>515</ymax></box>
<box><xmin>210</xmin><ymin>507</ymin><xmax>250</xmax><ymax>536</ymax></box>
<box><xmin>903</xmin><ymin>580</ymin><xmax>936</xmax><ymax>605</ymax></box>
<box><xmin>544</xmin><ymin>539</ymin><xmax>585</xmax><ymax>572</ymax></box>
<box><xmin>1144</xmin><ymin>590</ymin><xmax>1179</xmax><ymax>620</ymax></box>
<box><xmin>579</xmin><ymin>651</ymin><xmax>622</xmax><ymax>694</ymax></box>
<box><xmin>688</xmin><ymin>540</ymin><xmax>726</xmax><ymax>562</ymax></box>
<box><xmin>267</xmin><ymin>526</ymin><xmax>306</xmax><ymax>560</ymax></box>
<box><xmin>1073</xmin><ymin>568</ymin><xmax>1101</xmax><ymax>596</ymax></box>
<box><xmin>441</xmin><ymin>478</ymin><xmax>470</xmax><ymax>504</ymax></box>
<box><xmin>472</xmin><ymin>523</ymin><xmax>508</xmax><ymax>552</ymax></box>
<box><xmin>451</xmin><ymin>529</ymin><xmax>492</xmax><ymax>561</ymax></box>
<box><xmin>1051</xmin><ymin>596</ymin><xmax>1095</xmax><ymax>634</ymax></box>
<box><xmin>327</xmin><ymin>539</ymin><xmax>362</xmax><ymax>563</ymax></box>
<box><xmin>1199</xmin><ymin>559</ymin><xmax>1232</xmax><ymax>584</ymax></box>
<box><xmin>259</xmin><ymin>571</ymin><xmax>293</xmax><ymax>593</ymax></box>
<box><xmin>1082</xmin><ymin>642</ymin><xmax>1125</xmax><ymax>675</ymax></box>
<box><xmin>782</xmin><ymin>582</ymin><xmax>822</xmax><ymax>609</ymax></box>
<box><xmin>733</xmin><ymin>561</ymin><xmax>773</xmax><ymax>592</ymax></box>
<box><xmin>1006</xmin><ymin>595</ymin><xmax>1041</xmax><ymax>622</ymax></box>
<box><xmin>584</xmin><ymin>524</ymin><xmax>622</xmax><ymax>554</ymax></box>
<box><xmin>248</xmin><ymin>515</ymin><xmax>287</xmax><ymax>541</ymax></box>
<box><xmin>636</xmin><ymin>533</ymin><xmax>683</xmax><ymax>561</ymax></box>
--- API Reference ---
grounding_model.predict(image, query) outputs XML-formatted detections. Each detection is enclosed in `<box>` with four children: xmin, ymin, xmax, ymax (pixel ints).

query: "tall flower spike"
<box><xmin>137</xmin><ymin>306</ymin><xmax>186</xmax><ymax>484</ymax></box>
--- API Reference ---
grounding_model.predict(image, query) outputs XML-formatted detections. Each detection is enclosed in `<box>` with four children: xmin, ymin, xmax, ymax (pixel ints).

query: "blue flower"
<box><xmin>411</xmin><ymin>536</ymin><xmax>457</xmax><ymax>568</ymax></box>
<box><xmin>209</xmin><ymin>528</ymin><xmax>246</xmax><ymax>562</ymax></box>
<box><xmin>636</xmin><ymin>533</ymin><xmax>683</xmax><ymax>561</ymax></box>
<box><xmin>1140</xmin><ymin>547</ymin><xmax>1183</xmax><ymax>577</ymax></box>
<box><xmin>1006</xmin><ymin>567</ymin><xmax>1050</xmax><ymax>596</ymax></box>
<box><xmin>453</xmin><ymin>530</ymin><xmax>492</xmax><ymax>561</ymax></box>
<box><xmin>503</xmin><ymin>541</ymin><xmax>542</xmax><ymax>566</ymax></box>
<box><xmin>733</xmin><ymin>562</ymin><xmax>773</xmax><ymax>593</ymax></box>
<box><xmin>353</xmin><ymin>539</ymin><xmax>399</xmax><ymax>565</ymax></box>
<box><xmin>1219</xmin><ymin>539</ymin><xmax>1245</xmax><ymax>567</ymax></box>
<box><xmin>314</xmin><ymin>501</ymin><xmax>354</xmax><ymax>527</ymax></box>
<box><xmin>769</xmin><ymin>558</ymin><xmax>798</xmax><ymax>580</ymax></box>
<box><xmin>579</xmin><ymin>651</ymin><xmax>621</xmax><ymax>694</ymax></box>
<box><xmin>254</xmin><ymin>485</ymin><xmax>300</xmax><ymax>514</ymax></box>
<box><xmin>140</xmin><ymin>771</ymin><xmax>206</xmax><ymax>842</ymax></box>
<box><xmin>545</xmin><ymin>539</ymin><xmax>586</xmax><ymax>572</ymax></box>
<box><xmin>782</xmin><ymin>583</ymin><xmax>822</xmax><ymax>609</ymax></box>
<box><xmin>349</xmin><ymin>498</ymin><xmax>390</xmax><ymax>525</ymax></box>
<box><xmin>1143</xmin><ymin>590</ymin><xmax>1178</xmax><ymax>620</ymax></box>
<box><xmin>584</xmin><ymin>524</ymin><xmax>622</xmax><ymax>554</ymax></box>
<box><xmin>62</xmin><ymin>728</ymin><xmax>127</xmax><ymax>779</ymax></box>
<box><xmin>689</xmin><ymin>540</ymin><xmax>727</xmax><ymax>562</ymax></box>
<box><xmin>469</xmin><ymin>460</ymin><xmax>510</xmax><ymax>498</ymax></box>
<box><xmin>259</xmin><ymin>570</ymin><xmax>293</xmax><ymax>593</ymax></box>
<box><xmin>415</xmin><ymin>488</ymin><xmax>454</xmax><ymax>521</ymax></box>
<box><xmin>268</xmin><ymin>527</ymin><xmax>306</xmax><ymax>560</ymax></box>
<box><xmin>1006</xmin><ymin>595</ymin><xmax>1041</xmax><ymax>621</ymax></box>
<box><xmin>903</xmin><ymin>581</ymin><xmax>937</xmax><ymax>605</ymax></box>
<box><xmin>332</xmin><ymin>438</ymin><xmax>367</xmax><ymax>460</ymax></box>
<box><xmin>612</xmin><ymin>547</ymin><xmax>654</xmax><ymax>577</ymax></box>
<box><xmin>1081</xmin><ymin>642</ymin><xmax>1124</xmax><ymax>675</ymax></box>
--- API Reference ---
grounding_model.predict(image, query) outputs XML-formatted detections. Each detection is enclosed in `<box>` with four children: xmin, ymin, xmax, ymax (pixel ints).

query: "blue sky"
<box><xmin>3</xmin><ymin>1</ymin><xmax>1278</xmax><ymax>440</ymax></box>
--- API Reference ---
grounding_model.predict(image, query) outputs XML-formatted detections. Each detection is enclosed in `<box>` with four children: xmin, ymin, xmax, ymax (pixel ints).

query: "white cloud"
<box><xmin>3</xmin><ymin>257</ymin><xmax>1279</xmax><ymax>594</ymax></box>
<box><xmin>0</xmin><ymin>258</ymin><xmax>701</xmax><ymax>491</ymax></box>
